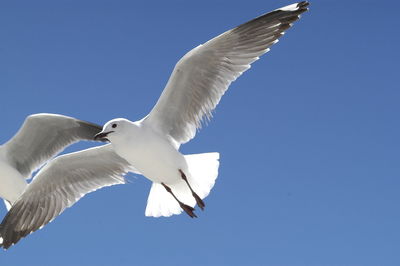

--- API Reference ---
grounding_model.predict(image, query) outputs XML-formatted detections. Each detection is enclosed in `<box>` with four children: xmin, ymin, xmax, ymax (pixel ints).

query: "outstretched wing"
<box><xmin>143</xmin><ymin>2</ymin><xmax>309</xmax><ymax>147</ymax></box>
<box><xmin>0</xmin><ymin>144</ymin><xmax>132</xmax><ymax>249</ymax></box>
<box><xmin>3</xmin><ymin>113</ymin><xmax>104</xmax><ymax>177</ymax></box>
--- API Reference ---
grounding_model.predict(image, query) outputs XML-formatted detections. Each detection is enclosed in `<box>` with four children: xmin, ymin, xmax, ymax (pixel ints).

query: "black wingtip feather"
<box><xmin>297</xmin><ymin>1</ymin><xmax>310</xmax><ymax>15</ymax></box>
<box><xmin>298</xmin><ymin>1</ymin><xmax>310</xmax><ymax>8</ymax></box>
<box><xmin>0</xmin><ymin>222</ymin><xmax>15</xmax><ymax>250</ymax></box>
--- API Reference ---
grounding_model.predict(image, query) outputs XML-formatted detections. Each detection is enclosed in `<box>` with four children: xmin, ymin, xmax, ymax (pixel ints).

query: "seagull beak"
<box><xmin>94</xmin><ymin>131</ymin><xmax>114</xmax><ymax>142</ymax></box>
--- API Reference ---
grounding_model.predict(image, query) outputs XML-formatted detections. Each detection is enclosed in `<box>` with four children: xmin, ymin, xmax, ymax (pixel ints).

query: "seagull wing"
<box><xmin>3</xmin><ymin>113</ymin><xmax>103</xmax><ymax>177</ymax></box>
<box><xmin>143</xmin><ymin>2</ymin><xmax>309</xmax><ymax>147</ymax></box>
<box><xmin>0</xmin><ymin>144</ymin><xmax>131</xmax><ymax>249</ymax></box>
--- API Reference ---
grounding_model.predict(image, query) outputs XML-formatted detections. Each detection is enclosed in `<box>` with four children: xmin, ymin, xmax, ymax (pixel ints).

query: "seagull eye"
<box><xmin>112</xmin><ymin>124</ymin><xmax>117</xmax><ymax>129</ymax></box>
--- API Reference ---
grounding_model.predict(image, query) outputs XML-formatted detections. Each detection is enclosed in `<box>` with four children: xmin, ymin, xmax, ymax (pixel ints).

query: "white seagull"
<box><xmin>0</xmin><ymin>114</ymin><xmax>131</xmax><ymax>249</ymax></box>
<box><xmin>95</xmin><ymin>2</ymin><xmax>309</xmax><ymax>218</ymax></box>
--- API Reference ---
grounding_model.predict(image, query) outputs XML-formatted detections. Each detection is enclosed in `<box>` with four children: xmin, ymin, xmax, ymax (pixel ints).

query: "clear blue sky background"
<box><xmin>1</xmin><ymin>0</ymin><xmax>399</xmax><ymax>265</ymax></box>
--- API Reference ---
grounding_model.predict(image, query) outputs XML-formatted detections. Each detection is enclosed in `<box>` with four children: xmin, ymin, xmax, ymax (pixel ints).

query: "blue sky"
<box><xmin>1</xmin><ymin>0</ymin><xmax>399</xmax><ymax>265</ymax></box>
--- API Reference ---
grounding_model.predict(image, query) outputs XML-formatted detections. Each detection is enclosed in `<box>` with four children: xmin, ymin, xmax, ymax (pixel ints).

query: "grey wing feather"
<box><xmin>143</xmin><ymin>2</ymin><xmax>309</xmax><ymax>146</ymax></box>
<box><xmin>3</xmin><ymin>113</ymin><xmax>103</xmax><ymax>177</ymax></box>
<box><xmin>0</xmin><ymin>144</ymin><xmax>131</xmax><ymax>249</ymax></box>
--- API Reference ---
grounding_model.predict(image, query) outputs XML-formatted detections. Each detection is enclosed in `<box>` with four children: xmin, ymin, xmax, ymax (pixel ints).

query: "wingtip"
<box><xmin>298</xmin><ymin>1</ymin><xmax>310</xmax><ymax>7</ymax></box>
<box><xmin>271</xmin><ymin>2</ymin><xmax>309</xmax><ymax>20</ymax></box>
<box><xmin>297</xmin><ymin>1</ymin><xmax>310</xmax><ymax>14</ymax></box>
<box><xmin>77</xmin><ymin>120</ymin><xmax>103</xmax><ymax>132</ymax></box>
<box><xmin>278</xmin><ymin>1</ymin><xmax>309</xmax><ymax>12</ymax></box>
<box><xmin>76</xmin><ymin>120</ymin><xmax>105</xmax><ymax>142</ymax></box>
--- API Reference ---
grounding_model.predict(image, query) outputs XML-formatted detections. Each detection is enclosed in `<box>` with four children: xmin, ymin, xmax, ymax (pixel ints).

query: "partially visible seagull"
<box><xmin>0</xmin><ymin>113</ymin><xmax>102</xmax><ymax>209</ymax></box>
<box><xmin>95</xmin><ymin>2</ymin><xmax>309</xmax><ymax>218</ymax></box>
<box><xmin>0</xmin><ymin>114</ymin><xmax>131</xmax><ymax>249</ymax></box>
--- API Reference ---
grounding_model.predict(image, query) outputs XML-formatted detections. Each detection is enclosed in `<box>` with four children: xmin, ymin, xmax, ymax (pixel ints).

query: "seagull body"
<box><xmin>109</xmin><ymin>120</ymin><xmax>187</xmax><ymax>184</ymax></box>
<box><xmin>96</xmin><ymin>2</ymin><xmax>309</xmax><ymax>218</ymax></box>
<box><xmin>98</xmin><ymin>119</ymin><xmax>218</xmax><ymax>217</ymax></box>
<box><xmin>0</xmin><ymin>114</ymin><xmax>131</xmax><ymax>249</ymax></box>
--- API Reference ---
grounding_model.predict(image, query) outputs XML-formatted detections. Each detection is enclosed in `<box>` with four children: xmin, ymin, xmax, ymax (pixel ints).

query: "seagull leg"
<box><xmin>179</xmin><ymin>169</ymin><xmax>205</xmax><ymax>210</ymax></box>
<box><xmin>161</xmin><ymin>182</ymin><xmax>197</xmax><ymax>218</ymax></box>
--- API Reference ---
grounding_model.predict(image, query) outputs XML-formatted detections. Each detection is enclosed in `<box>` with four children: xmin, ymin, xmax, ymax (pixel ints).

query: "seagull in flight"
<box><xmin>0</xmin><ymin>114</ymin><xmax>131</xmax><ymax>249</ymax></box>
<box><xmin>95</xmin><ymin>2</ymin><xmax>310</xmax><ymax>218</ymax></box>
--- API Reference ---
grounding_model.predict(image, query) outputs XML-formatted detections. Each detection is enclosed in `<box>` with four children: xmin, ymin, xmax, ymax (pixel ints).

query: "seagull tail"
<box><xmin>183</xmin><ymin>152</ymin><xmax>220</xmax><ymax>200</ymax></box>
<box><xmin>145</xmin><ymin>152</ymin><xmax>220</xmax><ymax>217</ymax></box>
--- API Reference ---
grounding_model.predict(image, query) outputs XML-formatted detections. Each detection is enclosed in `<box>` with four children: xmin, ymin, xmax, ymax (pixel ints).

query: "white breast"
<box><xmin>112</xmin><ymin>123</ymin><xmax>188</xmax><ymax>184</ymax></box>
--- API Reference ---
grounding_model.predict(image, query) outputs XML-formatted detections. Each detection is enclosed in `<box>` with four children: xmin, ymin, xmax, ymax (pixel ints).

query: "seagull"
<box><xmin>0</xmin><ymin>114</ymin><xmax>131</xmax><ymax>249</ymax></box>
<box><xmin>95</xmin><ymin>2</ymin><xmax>309</xmax><ymax>218</ymax></box>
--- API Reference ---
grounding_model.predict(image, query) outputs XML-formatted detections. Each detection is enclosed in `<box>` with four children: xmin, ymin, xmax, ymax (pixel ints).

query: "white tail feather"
<box><xmin>145</xmin><ymin>152</ymin><xmax>220</xmax><ymax>217</ymax></box>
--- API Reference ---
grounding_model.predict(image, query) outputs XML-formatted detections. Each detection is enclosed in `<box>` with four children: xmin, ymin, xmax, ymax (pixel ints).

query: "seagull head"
<box><xmin>94</xmin><ymin>118</ymin><xmax>129</xmax><ymax>142</ymax></box>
